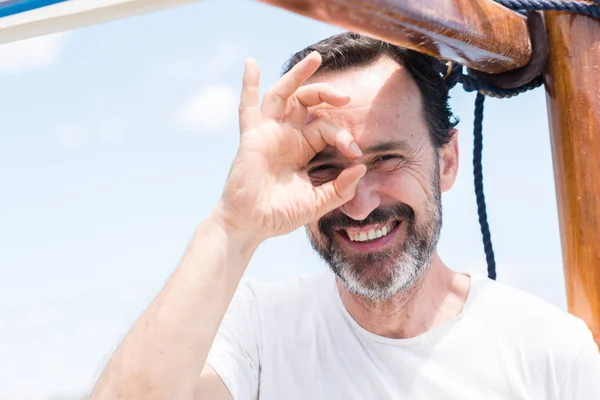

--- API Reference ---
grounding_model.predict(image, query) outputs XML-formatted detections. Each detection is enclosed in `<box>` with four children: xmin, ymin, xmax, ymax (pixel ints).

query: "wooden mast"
<box><xmin>544</xmin><ymin>11</ymin><xmax>600</xmax><ymax>345</ymax></box>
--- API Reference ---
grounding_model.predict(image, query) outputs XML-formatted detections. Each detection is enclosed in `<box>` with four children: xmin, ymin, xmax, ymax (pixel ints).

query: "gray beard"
<box><xmin>308</xmin><ymin>178</ymin><xmax>442</xmax><ymax>301</ymax></box>
<box><xmin>329</xmin><ymin>211</ymin><xmax>441</xmax><ymax>301</ymax></box>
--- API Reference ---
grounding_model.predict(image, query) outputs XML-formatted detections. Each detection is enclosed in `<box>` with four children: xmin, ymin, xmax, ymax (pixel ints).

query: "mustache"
<box><xmin>318</xmin><ymin>204</ymin><xmax>415</xmax><ymax>237</ymax></box>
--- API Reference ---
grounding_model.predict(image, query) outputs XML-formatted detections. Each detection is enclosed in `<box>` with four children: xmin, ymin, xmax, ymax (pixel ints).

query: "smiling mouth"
<box><xmin>338</xmin><ymin>220</ymin><xmax>401</xmax><ymax>243</ymax></box>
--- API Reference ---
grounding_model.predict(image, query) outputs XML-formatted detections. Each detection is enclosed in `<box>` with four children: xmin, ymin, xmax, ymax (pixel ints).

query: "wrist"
<box><xmin>210</xmin><ymin>200</ymin><xmax>266</xmax><ymax>253</ymax></box>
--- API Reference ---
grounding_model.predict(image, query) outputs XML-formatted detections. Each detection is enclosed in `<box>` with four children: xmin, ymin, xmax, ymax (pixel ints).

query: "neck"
<box><xmin>336</xmin><ymin>253</ymin><xmax>471</xmax><ymax>339</ymax></box>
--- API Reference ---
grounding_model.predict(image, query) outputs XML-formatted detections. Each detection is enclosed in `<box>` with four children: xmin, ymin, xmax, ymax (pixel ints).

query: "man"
<box><xmin>91</xmin><ymin>33</ymin><xmax>600</xmax><ymax>399</ymax></box>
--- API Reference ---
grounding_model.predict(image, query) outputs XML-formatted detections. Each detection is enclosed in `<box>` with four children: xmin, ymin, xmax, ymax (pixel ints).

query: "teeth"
<box><xmin>347</xmin><ymin>223</ymin><xmax>395</xmax><ymax>242</ymax></box>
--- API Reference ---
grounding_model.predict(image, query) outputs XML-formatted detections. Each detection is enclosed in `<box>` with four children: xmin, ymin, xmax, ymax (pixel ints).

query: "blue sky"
<box><xmin>0</xmin><ymin>0</ymin><xmax>566</xmax><ymax>398</ymax></box>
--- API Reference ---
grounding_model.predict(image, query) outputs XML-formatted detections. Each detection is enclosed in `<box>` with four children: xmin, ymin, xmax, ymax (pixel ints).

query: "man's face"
<box><xmin>304</xmin><ymin>57</ymin><xmax>453</xmax><ymax>300</ymax></box>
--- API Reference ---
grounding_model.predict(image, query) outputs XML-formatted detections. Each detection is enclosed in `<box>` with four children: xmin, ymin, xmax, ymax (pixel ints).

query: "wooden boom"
<box><xmin>257</xmin><ymin>0</ymin><xmax>532</xmax><ymax>73</ymax></box>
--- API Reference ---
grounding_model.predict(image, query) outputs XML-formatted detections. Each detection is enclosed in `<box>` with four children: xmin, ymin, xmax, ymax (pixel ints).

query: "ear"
<box><xmin>439</xmin><ymin>129</ymin><xmax>459</xmax><ymax>193</ymax></box>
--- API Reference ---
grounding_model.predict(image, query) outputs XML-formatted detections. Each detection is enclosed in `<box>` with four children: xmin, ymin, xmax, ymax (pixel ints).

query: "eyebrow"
<box><xmin>309</xmin><ymin>140</ymin><xmax>414</xmax><ymax>164</ymax></box>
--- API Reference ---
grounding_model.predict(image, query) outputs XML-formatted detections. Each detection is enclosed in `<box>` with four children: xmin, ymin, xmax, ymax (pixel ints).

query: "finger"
<box><xmin>313</xmin><ymin>164</ymin><xmax>367</xmax><ymax>218</ymax></box>
<box><xmin>284</xmin><ymin>83</ymin><xmax>350</xmax><ymax>126</ymax></box>
<box><xmin>302</xmin><ymin>119</ymin><xmax>363</xmax><ymax>161</ymax></box>
<box><xmin>261</xmin><ymin>51</ymin><xmax>322</xmax><ymax>121</ymax></box>
<box><xmin>296</xmin><ymin>83</ymin><xmax>350</xmax><ymax>108</ymax></box>
<box><xmin>239</xmin><ymin>58</ymin><xmax>262</xmax><ymax>133</ymax></box>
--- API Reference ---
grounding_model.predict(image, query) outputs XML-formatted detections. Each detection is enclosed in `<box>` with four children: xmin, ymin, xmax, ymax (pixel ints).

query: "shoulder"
<box><xmin>468</xmin><ymin>273</ymin><xmax>594</xmax><ymax>369</ymax></box>
<box><xmin>236</xmin><ymin>270</ymin><xmax>336</xmax><ymax>312</ymax></box>
<box><xmin>470</xmin><ymin>274</ymin><xmax>588</xmax><ymax>334</ymax></box>
<box><xmin>470</xmin><ymin>274</ymin><xmax>591</xmax><ymax>340</ymax></box>
<box><xmin>232</xmin><ymin>271</ymin><xmax>340</xmax><ymax>346</ymax></box>
<box><xmin>215</xmin><ymin>271</ymin><xmax>337</xmax><ymax>354</ymax></box>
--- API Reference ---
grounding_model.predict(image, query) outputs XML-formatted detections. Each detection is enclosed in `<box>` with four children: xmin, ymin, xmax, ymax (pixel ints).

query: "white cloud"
<box><xmin>56</xmin><ymin>126</ymin><xmax>87</xmax><ymax>149</ymax></box>
<box><xmin>54</xmin><ymin>120</ymin><xmax>125</xmax><ymax>148</ymax></box>
<box><xmin>141</xmin><ymin>55</ymin><xmax>196</xmax><ymax>86</ymax></box>
<box><xmin>174</xmin><ymin>84</ymin><xmax>238</xmax><ymax>133</ymax></box>
<box><xmin>97</xmin><ymin>120</ymin><xmax>125</xmax><ymax>143</ymax></box>
<box><xmin>140</xmin><ymin>41</ymin><xmax>243</xmax><ymax>91</ymax></box>
<box><xmin>0</xmin><ymin>33</ymin><xmax>68</xmax><ymax>73</ymax></box>
<box><xmin>165</xmin><ymin>55</ymin><xmax>196</xmax><ymax>80</ymax></box>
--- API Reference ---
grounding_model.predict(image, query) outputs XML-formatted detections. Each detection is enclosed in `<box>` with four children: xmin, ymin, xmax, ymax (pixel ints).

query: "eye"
<box><xmin>307</xmin><ymin>164</ymin><xmax>340</xmax><ymax>184</ymax></box>
<box><xmin>308</xmin><ymin>164</ymin><xmax>336</xmax><ymax>173</ymax></box>
<box><xmin>371</xmin><ymin>154</ymin><xmax>405</xmax><ymax>171</ymax></box>
<box><xmin>374</xmin><ymin>154</ymin><xmax>404</xmax><ymax>163</ymax></box>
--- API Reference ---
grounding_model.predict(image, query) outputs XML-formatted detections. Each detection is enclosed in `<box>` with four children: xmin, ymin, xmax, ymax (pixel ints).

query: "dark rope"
<box><xmin>472</xmin><ymin>94</ymin><xmax>497</xmax><ymax>280</ymax></box>
<box><xmin>494</xmin><ymin>0</ymin><xmax>600</xmax><ymax>18</ymax></box>
<box><xmin>444</xmin><ymin>65</ymin><xmax>543</xmax><ymax>99</ymax></box>
<box><xmin>460</xmin><ymin>74</ymin><xmax>543</xmax><ymax>99</ymax></box>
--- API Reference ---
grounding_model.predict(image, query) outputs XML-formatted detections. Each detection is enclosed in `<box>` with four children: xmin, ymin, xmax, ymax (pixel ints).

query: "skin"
<box><xmin>90</xmin><ymin>52</ymin><xmax>470</xmax><ymax>400</ymax></box>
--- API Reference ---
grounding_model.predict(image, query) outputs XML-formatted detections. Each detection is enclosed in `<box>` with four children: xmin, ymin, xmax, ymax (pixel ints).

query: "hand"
<box><xmin>217</xmin><ymin>51</ymin><xmax>367</xmax><ymax>241</ymax></box>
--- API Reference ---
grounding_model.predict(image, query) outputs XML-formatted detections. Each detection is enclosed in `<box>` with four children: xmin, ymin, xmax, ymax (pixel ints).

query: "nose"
<box><xmin>340</xmin><ymin>175</ymin><xmax>381</xmax><ymax>221</ymax></box>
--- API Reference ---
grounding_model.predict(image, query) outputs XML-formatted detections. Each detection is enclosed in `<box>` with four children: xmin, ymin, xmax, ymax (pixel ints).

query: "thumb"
<box><xmin>313</xmin><ymin>164</ymin><xmax>367</xmax><ymax>218</ymax></box>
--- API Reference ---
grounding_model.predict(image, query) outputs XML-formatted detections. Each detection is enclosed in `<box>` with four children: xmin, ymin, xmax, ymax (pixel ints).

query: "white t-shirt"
<box><xmin>207</xmin><ymin>271</ymin><xmax>600</xmax><ymax>400</ymax></box>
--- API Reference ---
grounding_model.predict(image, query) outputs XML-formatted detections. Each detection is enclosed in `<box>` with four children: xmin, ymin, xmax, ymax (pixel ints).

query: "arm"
<box><xmin>197</xmin><ymin>365</ymin><xmax>234</xmax><ymax>400</ymax></box>
<box><xmin>90</xmin><ymin>210</ymin><xmax>259</xmax><ymax>400</ymax></box>
<box><xmin>90</xmin><ymin>53</ymin><xmax>365</xmax><ymax>400</ymax></box>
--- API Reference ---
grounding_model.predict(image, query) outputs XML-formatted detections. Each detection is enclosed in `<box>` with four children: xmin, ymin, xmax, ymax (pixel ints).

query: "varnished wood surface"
<box><xmin>544</xmin><ymin>11</ymin><xmax>600</xmax><ymax>346</ymax></box>
<box><xmin>257</xmin><ymin>0</ymin><xmax>532</xmax><ymax>73</ymax></box>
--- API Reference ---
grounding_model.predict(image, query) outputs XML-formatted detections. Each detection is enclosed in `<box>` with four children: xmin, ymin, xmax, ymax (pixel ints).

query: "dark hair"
<box><xmin>281</xmin><ymin>32</ymin><xmax>458</xmax><ymax>149</ymax></box>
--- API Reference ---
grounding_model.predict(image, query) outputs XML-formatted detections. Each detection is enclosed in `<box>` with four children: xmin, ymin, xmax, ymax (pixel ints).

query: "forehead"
<box><xmin>305</xmin><ymin>56</ymin><xmax>428</xmax><ymax>150</ymax></box>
